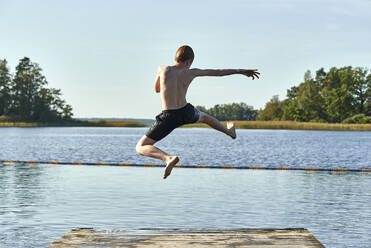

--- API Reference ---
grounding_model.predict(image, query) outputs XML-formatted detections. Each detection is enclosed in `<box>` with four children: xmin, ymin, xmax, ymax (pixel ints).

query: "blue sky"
<box><xmin>1</xmin><ymin>0</ymin><xmax>370</xmax><ymax>118</ymax></box>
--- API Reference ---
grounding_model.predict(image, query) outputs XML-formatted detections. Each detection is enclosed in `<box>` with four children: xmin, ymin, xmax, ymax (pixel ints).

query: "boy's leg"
<box><xmin>136</xmin><ymin>135</ymin><xmax>179</xmax><ymax>179</ymax></box>
<box><xmin>199</xmin><ymin>112</ymin><xmax>236</xmax><ymax>139</ymax></box>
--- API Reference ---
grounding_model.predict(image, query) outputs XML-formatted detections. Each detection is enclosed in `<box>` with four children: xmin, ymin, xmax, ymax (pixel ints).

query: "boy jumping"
<box><xmin>136</xmin><ymin>45</ymin><xmax>260</xmax><ymax>179</ymax></box>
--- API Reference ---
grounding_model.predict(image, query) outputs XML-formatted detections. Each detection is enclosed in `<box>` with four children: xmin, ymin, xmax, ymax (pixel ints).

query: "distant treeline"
<box><xmin>257</xmin><ymin>66</ymin><xmax>371</xmax><ymax>123</ymax></box>
<box><xmin>0</xmin><ymin>57</ymin><xmax>73</xmax><ymax>122</ymax></box>
<box><xmin>196</xmin><ymin>103</ymin><xmax>258</xmax><ymax>121</ymax></box>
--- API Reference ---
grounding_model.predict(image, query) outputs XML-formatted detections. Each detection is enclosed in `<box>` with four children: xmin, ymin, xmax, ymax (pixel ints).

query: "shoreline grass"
<box><xmin>1</xmin><ymin>120</ymin><xmax>371</xmax><ymax>131</ymax></box>
<box><xmin>183</xmin><ymin>120</ymin><xmax>371</xmax><ymax>131</ymax></box>
<box><xmin>0</xmin><ymin>120</ymin><xmax>148</xmax><ymax>127</ymax></box>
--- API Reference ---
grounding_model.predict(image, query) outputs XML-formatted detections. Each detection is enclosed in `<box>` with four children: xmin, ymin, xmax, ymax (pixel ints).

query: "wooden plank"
<box><xmin>47</xmin><ymin>228</ymin><xmax>325</xmax><ymax>247</ymax></box>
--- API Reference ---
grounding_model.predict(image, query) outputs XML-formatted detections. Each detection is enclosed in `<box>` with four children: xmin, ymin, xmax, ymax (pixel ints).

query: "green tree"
<box><xmin>221</xmin><ymin>102</ymin><xmax>257</xmax><ymax>121</ymax></box>
<box><xmin>342</xmin><ymin>114</ymin><xmax>371</xmax><ymax>124</ymax></box>
<box><xmin>280</xmin><ymin>66</ymin><xmax>370</xmax><ymax>123</ymax></box>
<box><xmin>281</xmin><ymin>98</ymin><xmax>304</xmax><ymax>121</ymax></box>
<box><xmin>315</xmin><ymin>67</ymin><xmax>326</xmax><ymax>82</ymax></box>
<box><xmin>286</xmin><ymin>86</ymin><xmax>298</xmax><ymax>100</ymax></box>
<box><xmin>350</xmin><ymin>67</ymin><xmax>369</xmax><ymax>115</ymax></box>
<box><xmin>10</xmin><ymin>57</ymin><xmax>48</xmax><ymax>120</ymax></box>
<box><xmin>257</xmin><ymin>95</ymin><xmax>284</xmax><ymax>121</ymax></box>
<box><xmin>34</xmin><ymin>88</ymin><xmax>73</xmax><ymax>121</ymax></box>
<box><xmin>321</xmin><ymin>67</ymin><xmax>356</xmax><ymax>122</ymax></box>
<box><xmin>366</xmin><ymin>73</ymin><xmax>371</xmax><ymax>116</ymax></box>
<box><xmin>196</xmin><ymin>102</ymin><xmax>258</xmax><ymax>121</ymax></box>
<box><xmin>10</xmin><ymin>57</ymin><xmax>73</xmax><ymax>121</ymax></box>
<box><xmin>195</xmin><ymin>105</ymin><xmax>208</xmax><ymax>113</ymax></box>
<box><xmin>282</xmin><ymin>70</ymin><xmax>326</xmax><ymax>122</ymax></box>
<box><xmin>0</xmin><ymin>59</ymin><xmax>12</xmax><ymax>116</ymax></box>
<box><xmin>296</xmin><ymin>78</ymin><xmax>325</xmax><ymax>122</ymax></box>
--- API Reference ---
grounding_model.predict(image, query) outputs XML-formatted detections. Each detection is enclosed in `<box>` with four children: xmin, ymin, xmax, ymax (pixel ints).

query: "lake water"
<box><xmin>0</xmin><ymin>127</ymin><xmax>371</xmax><ymax>248</ymax></box>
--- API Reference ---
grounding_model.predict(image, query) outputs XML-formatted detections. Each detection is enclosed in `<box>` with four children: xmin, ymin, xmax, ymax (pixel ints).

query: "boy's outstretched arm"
<box><xmin>190</xmin><ymin>68</ymin><xmax>260</xmax><ymax>80</ymax></box>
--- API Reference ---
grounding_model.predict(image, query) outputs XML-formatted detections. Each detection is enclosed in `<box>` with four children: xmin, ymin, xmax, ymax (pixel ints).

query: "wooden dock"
<box><xmin>47</xmin><ymin>228</ymin><xmax>325</xmax><ymax>247</ymax></box>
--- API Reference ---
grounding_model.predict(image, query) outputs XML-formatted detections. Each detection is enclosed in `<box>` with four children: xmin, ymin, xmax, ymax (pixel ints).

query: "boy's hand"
<box><xmin>241</xmin><ymin>69</ymin><xmax>260</xmax><ymax>80</ymax></box>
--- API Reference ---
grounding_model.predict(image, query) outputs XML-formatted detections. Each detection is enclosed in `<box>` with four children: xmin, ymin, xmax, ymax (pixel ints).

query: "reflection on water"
<box><xmin>0</xmin><ymin>127</ymin><xmax>371</xmax><ymax>248</ymax></box>
<box><xmin>0</xmin><ymin>165</ymin><xmax>46</xmax><ymax>247</ymax></box>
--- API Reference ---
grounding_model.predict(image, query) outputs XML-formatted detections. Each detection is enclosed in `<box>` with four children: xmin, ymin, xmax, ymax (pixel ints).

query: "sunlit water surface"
<box><xmin>0</xmin><ymin>127</ymin><xmax>371</xmax><ymax>248</ymax></box>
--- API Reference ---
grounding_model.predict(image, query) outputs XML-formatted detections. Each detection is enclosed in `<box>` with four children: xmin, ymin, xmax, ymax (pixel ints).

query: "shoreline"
<box><xmin>183</xmin><ymin>121</ymin><xmax>371</xmax><ymax>131</ymax></box>
<box><xmin>0</xmin><ymin>120</ymin><xmax>147</xmax><ymax>128</ymax></box>
<box><xmin>1</xmin><ymin>120</ymin><xmax>371</xmax><ymax>131</ymax></box>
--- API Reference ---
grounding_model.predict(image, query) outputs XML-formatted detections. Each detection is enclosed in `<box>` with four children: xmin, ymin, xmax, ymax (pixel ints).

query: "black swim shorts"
<box><xmin>146</xmin><ymin>103</ymin><xmax>201</xmax><ymax>141</ymax></box>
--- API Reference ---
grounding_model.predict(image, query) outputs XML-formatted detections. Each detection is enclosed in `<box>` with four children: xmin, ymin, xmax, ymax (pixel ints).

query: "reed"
<box><xmin>183</xmin><ymin>121</ymin><xmax>371</xmax><ymax>131</ymax></box>
<box><xmin>0</xmin><ymin>122</ymin><xmax>38</xmax><ymax>127</ymax></box>
<box><xmin>2</xmin><ymin>120</ymin><xmax>370</xmax><ymax>130</ymax></box>
<box><xmin>88</xmin><ymin>121</ymin><xmax>147</xmax><ymax>127</ymax></box>
<box><xmin>0</xmin><ymin>120</ymin><xmax>148</xmax><ymax>127</ymax></box>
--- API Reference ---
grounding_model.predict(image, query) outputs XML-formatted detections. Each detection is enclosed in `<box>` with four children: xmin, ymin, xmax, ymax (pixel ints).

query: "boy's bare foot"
<box><xmin>227</xmin><ymin>122</ymin><xmax>236</xmax><ymax>139</ymax></box>
<box><xmin>163</xmin><ymin>156</ymin><xmax>179</xmax><ymax>179</ymax></box>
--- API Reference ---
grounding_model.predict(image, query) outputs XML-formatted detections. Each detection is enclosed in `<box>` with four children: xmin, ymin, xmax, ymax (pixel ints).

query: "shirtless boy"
<box><xmin>136</xmin><ymin>45</ymin><xmax>260</xmax><ymax>179</ymax></box>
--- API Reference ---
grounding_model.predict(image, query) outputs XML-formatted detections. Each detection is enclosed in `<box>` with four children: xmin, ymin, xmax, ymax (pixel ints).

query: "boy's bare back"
<box><xmin>156</xmin><ymin>65</ymin><xmax>195</xmax><ymax>110</ymax></box>
<box><xmin>155</xmin><ymin>64</ymin><xmax>259</xmax><ymax>111</ymax></box>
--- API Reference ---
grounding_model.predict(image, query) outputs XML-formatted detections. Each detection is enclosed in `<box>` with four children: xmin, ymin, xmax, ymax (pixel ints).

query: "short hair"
<box><xmin>175</xmin><ymin>45</ymin><xmax>194</xmax><ymax>63</ymax></box>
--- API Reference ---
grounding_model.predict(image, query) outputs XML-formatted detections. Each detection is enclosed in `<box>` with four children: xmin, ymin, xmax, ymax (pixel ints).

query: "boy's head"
<box><xmin>175</xmin><ymin>45</ymin><xmax>194</xmax><ymax>67</ymax></box>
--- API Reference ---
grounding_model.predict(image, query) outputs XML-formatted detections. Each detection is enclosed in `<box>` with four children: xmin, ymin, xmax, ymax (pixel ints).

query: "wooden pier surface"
<box><xmin>47</xmin><ymin>228</ymin><xmax>325</xmax><ymax>247</ymax></box>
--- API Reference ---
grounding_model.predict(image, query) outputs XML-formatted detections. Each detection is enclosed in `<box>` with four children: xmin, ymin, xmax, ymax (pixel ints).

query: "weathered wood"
<box><xmin>47</xmin><ymin>228</ymin><xmax>325</xmax><ymax>247</ymax></box>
